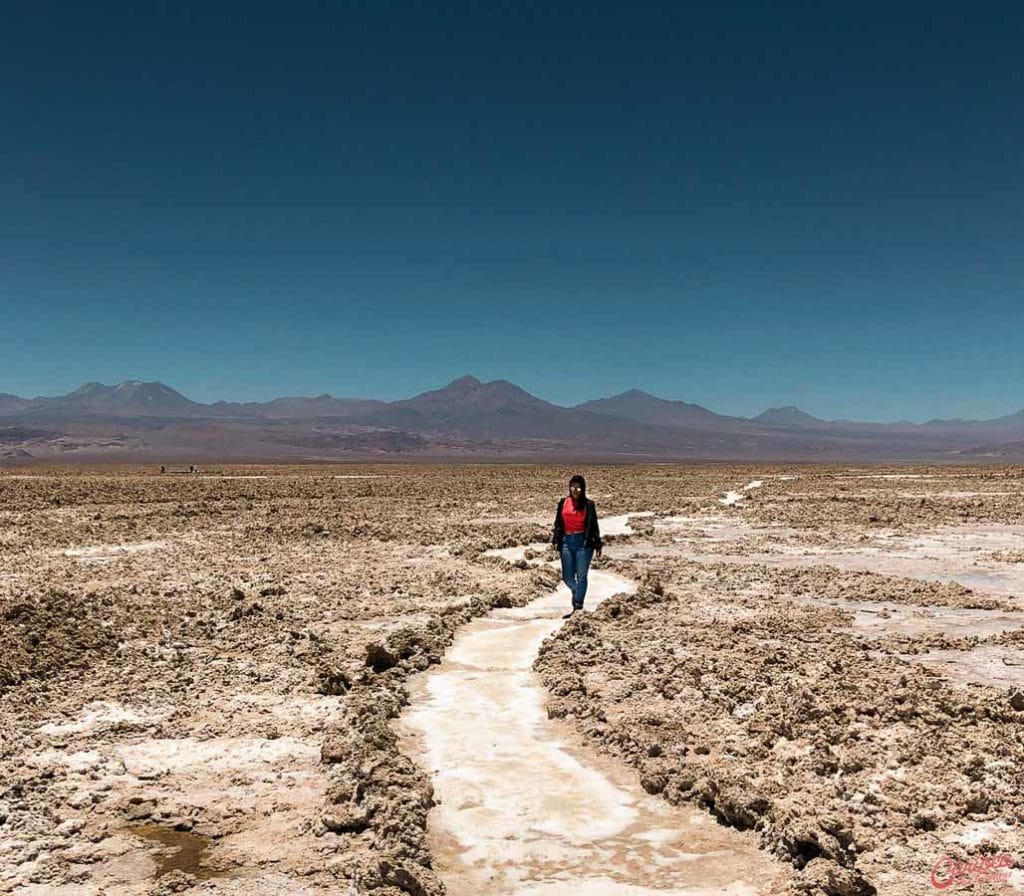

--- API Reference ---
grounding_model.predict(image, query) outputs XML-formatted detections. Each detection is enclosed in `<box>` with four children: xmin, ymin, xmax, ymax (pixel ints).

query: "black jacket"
<box><xmin>552</xmin><ymin>497</ymin><xmax>603</xmax><ymax>551</ymax></box>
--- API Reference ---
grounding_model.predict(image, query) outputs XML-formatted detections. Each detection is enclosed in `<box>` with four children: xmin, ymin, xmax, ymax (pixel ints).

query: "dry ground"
<box><xmin>1</xmin><ymin>464</ymin><xmax>1023</xmax><ymax>895</ymax></box>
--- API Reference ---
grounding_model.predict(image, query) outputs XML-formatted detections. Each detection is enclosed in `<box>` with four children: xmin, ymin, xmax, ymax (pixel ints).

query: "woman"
<box><xmin>551</xmin><ymin>474</ymin><xmax>603</xmax><ymax>619</ymax></box>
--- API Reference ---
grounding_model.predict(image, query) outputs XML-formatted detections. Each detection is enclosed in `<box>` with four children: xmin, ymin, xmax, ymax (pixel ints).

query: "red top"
<box><xmin>561</xmin><ymin>497</ymin><xmax>586</xmax><ymax>534</ymax></box>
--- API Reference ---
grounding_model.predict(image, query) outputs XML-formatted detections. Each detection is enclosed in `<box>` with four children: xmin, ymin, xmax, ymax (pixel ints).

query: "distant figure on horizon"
<box><xmin>551</xmin><ymin>474</ymin><xmax>603</xmax><ymax>619</ymax></box>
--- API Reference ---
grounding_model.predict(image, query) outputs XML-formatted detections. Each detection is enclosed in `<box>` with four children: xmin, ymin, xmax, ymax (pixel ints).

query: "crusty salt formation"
<box><xmin>1</xmin><ymin>464</ymin><xmax>1023</xmax><ymax>895</ymax></box>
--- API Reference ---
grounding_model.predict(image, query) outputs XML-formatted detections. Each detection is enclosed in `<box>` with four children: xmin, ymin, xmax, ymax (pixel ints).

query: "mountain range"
<box><xmin>1</xmin><ymin>377</ymin><xmax>1022</xmax><ymax>462</ymax></box>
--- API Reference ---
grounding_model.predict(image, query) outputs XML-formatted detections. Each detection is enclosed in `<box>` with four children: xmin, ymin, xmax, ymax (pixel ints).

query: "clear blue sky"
<box><xmin>2</xmin><ymin>1</ymin><xmax>1022</xmax><ymax>422</ymax></box>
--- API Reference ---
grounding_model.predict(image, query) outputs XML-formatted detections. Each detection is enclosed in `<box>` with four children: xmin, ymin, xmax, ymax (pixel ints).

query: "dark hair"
<box><xmin>568</xmin><ymin>474</ymin><xmax>587</xmax><ymax>509</ymax></box>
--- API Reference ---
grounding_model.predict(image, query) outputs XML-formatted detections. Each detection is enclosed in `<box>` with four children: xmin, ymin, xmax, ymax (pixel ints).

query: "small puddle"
<box><xmin>128</xmin><ymin>824</ymin><xmax>222</xmax><ymax>879</ymax></box>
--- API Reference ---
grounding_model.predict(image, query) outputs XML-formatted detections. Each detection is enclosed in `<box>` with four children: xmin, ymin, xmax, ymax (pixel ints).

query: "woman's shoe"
<box><xmin>561</xmin><ymin>608</ymin><xmax>576</xmax><ymax>619</ymax></box>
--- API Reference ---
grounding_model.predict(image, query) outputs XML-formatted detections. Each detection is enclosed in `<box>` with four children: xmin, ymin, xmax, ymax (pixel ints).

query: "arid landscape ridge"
<box><xmin>1</xmin><ymin>376</ymin><xmax>1023</xmax><ymax>462</ymax></box>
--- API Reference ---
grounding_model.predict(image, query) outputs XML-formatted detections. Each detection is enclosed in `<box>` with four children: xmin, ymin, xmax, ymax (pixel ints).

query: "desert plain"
<box><xmin>1</xmin><ymin>464</ymin><xmax>1023</xmax><ymax>896</ymax></box>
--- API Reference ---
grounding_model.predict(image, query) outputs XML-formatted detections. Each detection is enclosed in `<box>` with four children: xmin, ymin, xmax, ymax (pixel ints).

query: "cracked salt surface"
<box><xmin>901</xmin><ymin>644</ymin><xmax>1024</xmax><ymax>689</ymax></box>
<box><xmin>613</xmin><ymin>512</ymin><xmax>1024</xmax><ymax>690</ymax></box>
<box><xmin>787</xmin><ymin>594</ymin><xmax>1024</xmax><ymax>640</ymax></box>
<box><xmin>401</xmin><ymin>515</ymin><xmax>789</xmax><ymax>895</ymax></box>
<box><xmin>626</xmin><ymin>516</ymin><xmax>1024</xmax><ymax>605</ymax></box>
<box><xmin>18</xmin><ymin>687</ymin><xmax>342</xmax><ymax>895</ymax></box>
<box><xmin>719</xmin><ymin>482</ymin><xmax>762</xmax><ymax>506</ymax></box>
<box><xmin>785</xmin><ymin>526</ymin><xmax>1024</xmax><ymax>603</ymax></box>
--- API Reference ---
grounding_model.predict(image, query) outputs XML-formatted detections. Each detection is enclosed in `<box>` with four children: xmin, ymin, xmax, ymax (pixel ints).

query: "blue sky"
<box><xmin>2</xmin><ymin>2</ymin><xmax>1022</xmax><ymax>421</ymax></box>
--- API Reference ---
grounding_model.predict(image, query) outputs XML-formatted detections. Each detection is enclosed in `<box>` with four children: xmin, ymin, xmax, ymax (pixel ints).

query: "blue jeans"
<box><xmin>560</xmin><ymin>533</ymin><xmax>594</xmax><ymax>610</ymax></box>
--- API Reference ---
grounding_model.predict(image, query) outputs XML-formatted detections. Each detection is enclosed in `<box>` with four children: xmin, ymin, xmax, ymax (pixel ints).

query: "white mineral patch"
<box><xmin>116</xmin><ymin>736</ymin><xmax>317</xmax><ymax>777</ymax></box>
<box><xmin>906</xmin><ymin>645</ymin><xmax>1024</xmax><ymax>689</ymax></box>
<box><xmin>483</xmin><ymin>544</ymin><xmax>549</xmax><ymax>563</ymax></box>
<box><xmin>29</xmin><ymin>750</ymin><xmax>104</xmax><ymax>774</ymax></box>
<box><xmin>654</xmin><ymin>514</ymin><xmax>765</xmax><ymax>541</ymax></box>
<box><xmin>223</xmin><ymin>692</ymin><xmax>346</xmax><ymax>720</ymax></box>
<box><xmin>849</xmin><ymin>474</ymin><xmax>938</xmax><ymax>480</ymax></box>
<box><xmin>62</xmin><ymin>540</ymin><xmax>166</xmax><ymax>561</ymax></box>
<box><xmin>37</xmin><ymin>702</ymin><xmax>147</xmax><ymax>736</ymax></box>
<box><xmin>787</xmin><ymin>595</ymin><xmax>1024</xmax><ymax>642</ymax></box>
<box><xmin>893</xmin><ymin>490</ymin><xmax>1018</xmax><ymax>498</ymax></box>
<box><xmin>944</xmin><ymin>819</ymin><xmax>1015</xmax><ymax>847</ymax></box>
<box><xmin>601</xmin><ymin>511</ymin><xmax>655</xmax><ymax>537</ymax></box>
<box><xmin>632</xmin><ymin>519</ymin><xmax>1024</xmax><ymax>604</ymax></box>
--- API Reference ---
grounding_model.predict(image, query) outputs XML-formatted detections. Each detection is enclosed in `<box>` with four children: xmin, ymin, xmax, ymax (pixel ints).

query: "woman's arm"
<box><xmin>551</xmin><ymin>498</ymin><xmax>565</xmax><ymax>546</ymax></box>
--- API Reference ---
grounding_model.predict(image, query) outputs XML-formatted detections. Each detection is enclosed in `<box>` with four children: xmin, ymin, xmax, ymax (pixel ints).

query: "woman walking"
<box><xmin>551</xmin><ymin>475</ymin><xmax>603</xmax><ymax>619</ymax></box>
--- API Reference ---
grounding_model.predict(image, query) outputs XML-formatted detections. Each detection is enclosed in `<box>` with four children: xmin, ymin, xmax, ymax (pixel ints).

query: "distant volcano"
<box><xmin>41</xmin><ymin>381</ymin><xmax>203</xmax><ymax>417</ymax></box>
<box><xmin>394</xmin><ymin>375</ymin><xmax>555</xmax><ymax>415</ymax></box>
<box><xmin>753</xmin><ymin>406</ymin><xmax>824</xmax><ymax>427</ymax></box>
<box><xmin>575</xmin><ymin>389</ymin><xmax>739</xmax><ymax>429</ymax></box>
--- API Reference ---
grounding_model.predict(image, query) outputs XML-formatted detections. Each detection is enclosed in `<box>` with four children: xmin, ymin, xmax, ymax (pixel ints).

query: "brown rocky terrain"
<box><xmin>0</xmin><ymin>466</ymin><xmax>568</xmax><ymax>894</ymax></box>
<box><xmin>533</xmin><ymin>468</ymin><xmax>1024</xmax><ymax>895</ymax></box>
<box><xmin>1</xmin><ymin>464</ymin><xmax>1022</xmax><ymax>894</ymax></box>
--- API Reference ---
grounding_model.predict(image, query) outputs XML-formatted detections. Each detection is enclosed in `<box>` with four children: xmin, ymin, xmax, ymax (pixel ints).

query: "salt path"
<box><xmin>397</xmin><ymin>513</ymin><xmax>791</xmax><ymax>896</ymax></box>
